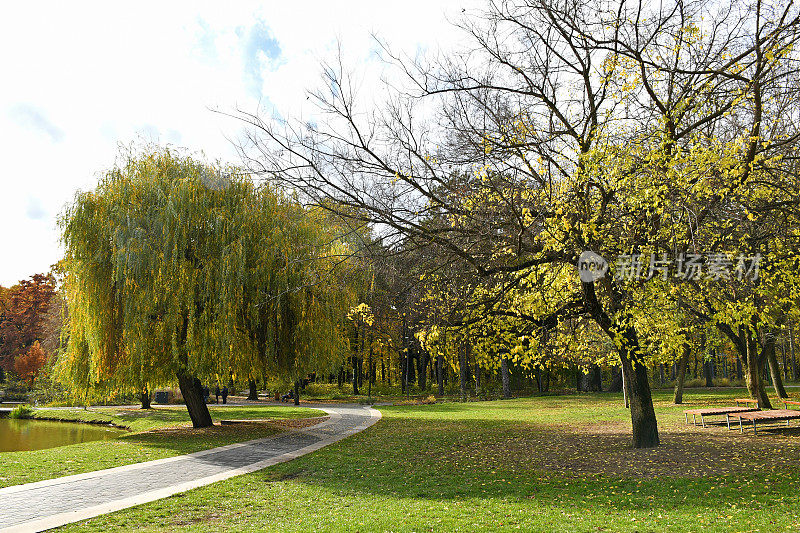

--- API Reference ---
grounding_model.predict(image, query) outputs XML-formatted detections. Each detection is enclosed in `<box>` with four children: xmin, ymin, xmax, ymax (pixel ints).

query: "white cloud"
<box><xmin>25</xmin><ymin>197</ymin><xmax>47</xmax><ymax>220</ymax></box>
<box><xmin>8</xmin><ymin>104</ymin><xmax>65</xmax><ymax>143</ymax></box>
<box><xmin>0</xmin><ymin>0</ymin><xmax>480</xmax><ymax>286</ymax></box>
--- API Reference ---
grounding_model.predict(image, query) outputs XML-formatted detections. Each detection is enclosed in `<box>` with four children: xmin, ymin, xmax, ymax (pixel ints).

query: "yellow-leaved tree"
<box><xmin>57</xmin><ymin>145</ymin><xmax>354</xmax><ymax>426</ymax></box>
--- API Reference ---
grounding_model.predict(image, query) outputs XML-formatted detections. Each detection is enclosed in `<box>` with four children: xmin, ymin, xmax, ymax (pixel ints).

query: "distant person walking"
<box><xmin>215</xmin><ymin>385</ymin><xmax>220</xmax><ymax>404</ymax></box>
<box><xmin>221</xmin><ymin>386</ymin><xmax>228</xmax><ymax>404</ymax></box>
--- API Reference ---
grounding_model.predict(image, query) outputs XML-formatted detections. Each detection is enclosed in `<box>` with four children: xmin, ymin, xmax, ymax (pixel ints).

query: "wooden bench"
<box><xmin>781</xmin><ymin>399</ymin><xmax>800</xmax><ymax>409</ymax></box>
<box><xmin>728</xmin><ymin>408</ymin><xmax>800</xmax><ymax>435</ymax></box>
<box><xmin>684</xmin><ymin>398</ymin><xmax>759</xmax><ymax>428</ymax></box>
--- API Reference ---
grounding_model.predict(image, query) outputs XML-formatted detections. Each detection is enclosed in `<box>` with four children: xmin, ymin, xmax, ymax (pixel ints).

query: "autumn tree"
<box><xmin>58</xmin><ymin>145</ymin><xmax>354</xmax><ymax>427</ymax></box>
<box><xmin>15</xmin><ymin>341</ymin><xmax>47</xmax><ymax>387</ymax></box>
<box><xmin>0</xmin><ymin>273</ymin><xmax>57</xmax><ymax>372</ymax></box>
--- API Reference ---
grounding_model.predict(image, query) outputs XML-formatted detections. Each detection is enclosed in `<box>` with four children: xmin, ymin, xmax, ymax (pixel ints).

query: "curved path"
<box><xmin>0</xmin><ymin>404</ymin><xmax>380</xmax><ymax>533</ymax></box>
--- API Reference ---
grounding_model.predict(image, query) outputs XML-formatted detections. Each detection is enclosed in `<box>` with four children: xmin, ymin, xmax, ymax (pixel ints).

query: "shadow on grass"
<box><xmin>254</xmin><ymin>399</ymin><xmax>800</xmax><ymax>516</ymax></box>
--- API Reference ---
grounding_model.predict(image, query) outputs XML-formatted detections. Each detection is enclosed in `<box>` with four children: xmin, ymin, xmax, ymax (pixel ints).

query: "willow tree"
<box><xmin>58</xmin><ymin>146</ymin><xmax>354</xmax><ymax>427</ymax></box>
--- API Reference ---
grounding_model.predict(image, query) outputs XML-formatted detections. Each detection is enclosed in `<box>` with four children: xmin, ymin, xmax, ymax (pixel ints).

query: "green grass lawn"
<box><xmin>56</xmin><ymin>388</ymin><xmax>800</xmax><ymax>532</ymax></box>
<box><xmin>0</xmin><ymin>405</ymin><xmax>323</xmax><ymax>488</ymax></box>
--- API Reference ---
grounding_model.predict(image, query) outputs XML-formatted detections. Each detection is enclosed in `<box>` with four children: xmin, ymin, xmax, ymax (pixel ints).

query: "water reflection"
<box><xmin>0</xmin><ymin>418</ymin><xmax>124</xmax><ymax>452</ymax></box>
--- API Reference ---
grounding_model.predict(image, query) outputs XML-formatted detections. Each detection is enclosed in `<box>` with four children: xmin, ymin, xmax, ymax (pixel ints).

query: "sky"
<box><xmin>0</xmin><ymin>1</ymin><xmax>478</xmax><ymax>287</ymax></box>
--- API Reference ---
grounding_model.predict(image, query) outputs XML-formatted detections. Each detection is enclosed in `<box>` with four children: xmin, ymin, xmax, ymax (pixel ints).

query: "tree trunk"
<box><xmin>353</xmin><ymin>324</ymin><xmax>361</xmax><ymax>395</ymax></box>
<box><xmin>718</xmin><ymin>323</ymin><xmax>772</xmax><ymax>408</ymax></box>
<box><xmin>608</xmin><ymin>367</ymin><xmax>623</xmax><ymax>392</ymax></box>
<box><xmin>401</xmin><ymin>315</ymin><xmax>408</xmax><ymax>394</ymax></box>
<box><xmin>622</xmin><ymin>365</ymin><xmax>629</xmax><ymax>408</ymax></box>
<box><xmin>790</xmin><ymin>322</ymin><xmax>797</xmax><ymax>380</ymax></box>
<box><xmin>500</xmin><ymin>357</ymin><xmax>511</xmax><ymax>399</ymax></box>
<box><xmin>368</xmin><ymin>332</ymin><xmax>374</xmax><ymax>399</ymax></box>
<box><xmin>407</xmin><ymin>350</ymin><xmax>416</xmax><ymax>385</ymax></box>
<box><xmin>620</xmin><ymin>344</ymin><xmax>660</xmax><ymax>448</ymax></box>
<box><xmin>766</xmin><ymin>337</ymin><xmax>788</xmax><ymax>398</ymax></box>
<box><xmin>247</xmin><ymin>379</ymin><xmax>258</xmax><ymax>401</ymax></box>
<box><xmin>400</xmin><ymin>350</ymin><xmax>406</xmax><ymax>394</ymax></box>
<box><xmin>703</xmin><ymin>359</ymin><xmax>714</xmax><ymax>387</ymax></box>
<box><xmin>352</xmin><ymin>355</ymin><xmax>359</xmax><ymax>395</ymax></box>
<box><xmin>579</xmin><ymin>364</ymin><xmax>602</xmax><ymax>391</ymax></box>
<box><xmin>357</xmin><ymin>325</ymin><xmax>364</xmax><ymax>390</ymax></box>
<box><xmin>140</xmin><ymin>389</ymin><xmax>151</xmax><ymax>409</ymax></box>
<box><xmin>782</xmin><ymin>342</ymin><xmax>788</xmax><ymax>380</ymax></box>
<box><xmin>745</xmin><ymin>334</ymin><xmax>772</xmax><ymax>409</ymax></box>
<box><xmin>582</xmin><ymin>282</ymin><xmax>658</xmax><ymax>447</ymax></box>
<box><xmin>541</xmin><ymin>367</ymin><xmax>550</xmax><ymax>393</ymax></box>
<box><xmin>744</xmin><ymin>354</ymin><xmax>771</xmax><ymax>408</ymax></box>
<box><xmin>459</xmin><ymin>343</ymin><xmax>467</xmax><ymax>402</ymax></box>
<box><xmin>436</xmin><ymin>356</ymin><xmax>444</xmax><ymax>396</ymax></box>
<box><xmin>593</xmin><ymin>364</ymin><xmax>603</xmax><ymax>392</ymax></box>
<box><xmin>177</xmin><ymin>371</ymin><xmax>213</xmax><ymax>428</ymax></box>
<box><xmin>474</xmin><ymin>364</ymin><xmax>481</xmax><ymax>396</ymax></box>
<box><xmin>417</xmin><ymin>349</ymin><xmax>428</xmax><ymax>391</ymax></box>
<box><xmin>673</xmin><ymin>343</ymin><xmax>690</xmax><ymax>404</ymax></box>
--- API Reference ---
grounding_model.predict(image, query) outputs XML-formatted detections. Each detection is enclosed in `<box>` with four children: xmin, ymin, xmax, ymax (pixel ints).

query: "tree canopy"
<box><xmin>58</xmin><ymin>145</ymin><xmax>355</xmax><ymax>426</ymax></box>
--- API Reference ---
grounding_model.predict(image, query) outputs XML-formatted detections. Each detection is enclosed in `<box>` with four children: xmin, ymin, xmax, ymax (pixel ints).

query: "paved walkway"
<box><xmin>0</xmin><ymin>404</ymin><xmax>380</xmax><ymax>533</ymax></box>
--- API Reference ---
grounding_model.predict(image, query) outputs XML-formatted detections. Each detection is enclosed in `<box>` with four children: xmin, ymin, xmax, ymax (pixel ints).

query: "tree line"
<box><xmin>0</xmin><ymin>273</ymin><xmax>59</xmax><ymax>387</ymax></box>
<box><xmin>230</xmin><ymin>0</ymin><xmax>800</xmax><ymax>448</ymax></box>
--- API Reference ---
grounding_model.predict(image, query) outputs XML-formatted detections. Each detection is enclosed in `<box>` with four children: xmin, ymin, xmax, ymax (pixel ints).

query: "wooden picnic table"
<box><xmin>728</xmin><ymin>407</ymin><xmax>800</xmax><ymax>435</ymax></box>
<box><xmin>684</xmin><ymin>398</ymin><xmax>759</xmax><ymax>428</ymax></box>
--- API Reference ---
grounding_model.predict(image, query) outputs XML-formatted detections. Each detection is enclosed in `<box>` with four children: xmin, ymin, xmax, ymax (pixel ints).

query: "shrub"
<box><xmin>683</xmin><ymin>378</ymin><xmax>706</xmax><ymax>388</ymax></box>
<box><xmin>9</xmin><ymin>404</ymin><xmax>34</xmax><ymax>419</ymax></box>
<box><xmin>1</xmin><ymin>376</ymin><xmax>30</xmax><ymax>402</ymax></box>
<box><xmin>302</xmin><ymin>383</ymin><xmax>340</xmax><ymax>397</ymax></box>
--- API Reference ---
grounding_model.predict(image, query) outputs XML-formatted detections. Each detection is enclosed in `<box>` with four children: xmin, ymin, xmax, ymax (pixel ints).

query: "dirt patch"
<box><xmin>170</xmin><ymin>511</ymin><xmax>221</xmax><ymax>526</ymax></box>
<box><xmin>268</xmin><ymin>416</ymin><xmax>329</xmax><ymax>429</ymax></box>
<box><xmin>220</xmin><ymin>416</ymin><xmax>329</xmax><ymax>430</ymax></box>
<box><xmin>138</xmin><ymin>423</ymin><xmax>256</xmax><ymax>438</ymax></box>
<box><xmin>445</xmin><ymin>419</ymin><xmax>800</xmax><ymax>479</ymax></box>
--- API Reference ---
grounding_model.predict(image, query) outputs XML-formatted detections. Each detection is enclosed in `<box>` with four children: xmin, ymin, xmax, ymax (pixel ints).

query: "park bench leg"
<box><xmin>685</xmin><ymin>413</ymin><xmax>688</xmax><ymax>424</ymax></box>
<box><xmin>693</xmin><ymin>414</ymin><xmax>697</xmax><ymax>426</ymax></box>
<box><xmin>753</xmin><ymin>419</ymin><xmax>757</xmax><ymax>436</ymax></box>
<box><xmin>739</xmin><ymin>417</ymin><xmax>743</xmax><ymax>433</ymax></box>
<box><xmin>726</xmin><ymin>414</ymin><xmax>731</xmax><ymax>431</ymax></box>
<box><xmin>701</xmin><ymin>415</ymin><xmax>706</xmax><ymax>428</ymax></box>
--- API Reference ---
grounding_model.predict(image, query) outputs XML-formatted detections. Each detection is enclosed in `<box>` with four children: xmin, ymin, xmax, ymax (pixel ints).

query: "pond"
<box><xmin>0</xmin><ymin>418</ymin><xmax>125</xmax><ymax>452</ymax></box>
